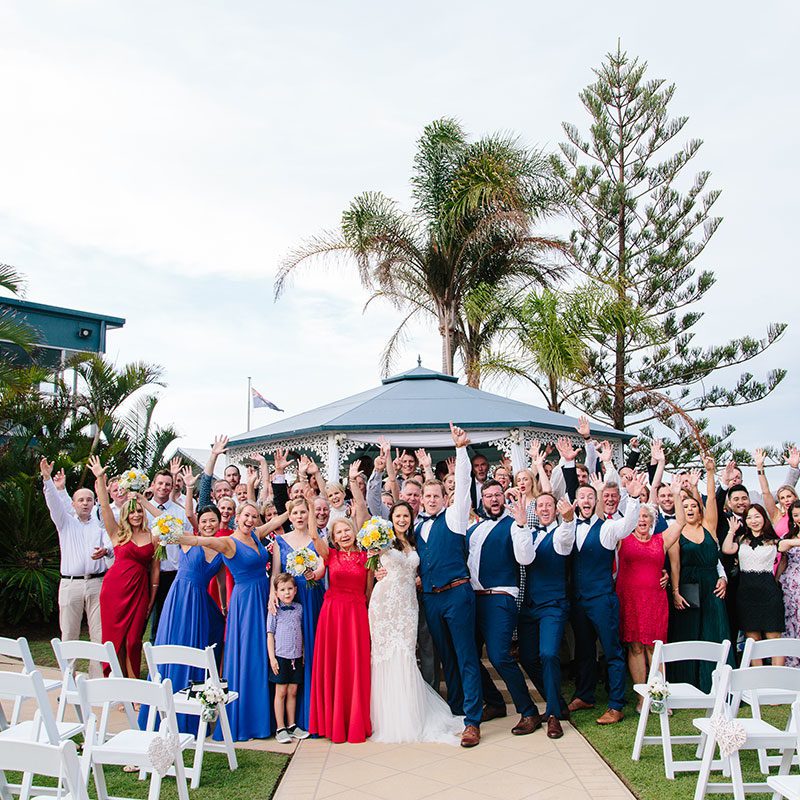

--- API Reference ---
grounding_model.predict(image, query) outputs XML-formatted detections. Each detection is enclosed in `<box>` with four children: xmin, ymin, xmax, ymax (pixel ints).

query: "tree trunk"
<box><xmin>548</xmin><ymin>373</ymin><xmax>560</xmax><ymax>413</ymax></box>
<box><xmin>439</xmin><ymin>307</ymin><xmax>455</xmax><ymax>376</ymax></box>
<box><xmin>613</xmin><ymin>92</ymin><xmax>627</xmax><ymax>431</ymax></box>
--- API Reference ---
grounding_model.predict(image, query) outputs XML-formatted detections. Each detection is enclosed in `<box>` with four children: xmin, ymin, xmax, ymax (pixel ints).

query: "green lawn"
<box><xmin>567</xmin><ymin>679</ymin><xmax>791</xmax><ymax>800</ymax></box>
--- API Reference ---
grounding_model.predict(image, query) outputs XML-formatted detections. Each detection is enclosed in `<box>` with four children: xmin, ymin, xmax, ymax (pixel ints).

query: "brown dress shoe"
<box><xmin>567</xmin><ymin>697</ymin><xmax>595</xmax><ymax>712</ymax></box>
<box><xmin>461</xmin><ymin>725</ymin><xmax>481</xmax><ymax>747</ymax></box>
<box><xmin>511</xmin><ymin>713</ymin><xmax>542</xmax><ymax>736</ymax></box>
<box><xmin>481</xmin><ymin>704</ymin><xmax>507</xmax><ymax>722</ymax></box>
<box><xmin>596</xmin><ymin>708</ymin><xmax>624</xmax><ymax>725</ymax></box>
<box><xmin>547</xmin><ymin>715</ymin><xmax>564</xmax><ymax>739</ymax></box>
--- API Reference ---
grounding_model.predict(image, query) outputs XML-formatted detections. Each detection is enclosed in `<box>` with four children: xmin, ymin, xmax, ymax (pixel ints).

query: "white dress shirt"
<box><xmin>532</xmin><ymin>519</ymin><xmax>577</xmax><ymax>558</ymax></box>
<box><xmin>574</xmin><ymin>498</ymin><xmax>641</xmax><ymax>551</ymax></box>
<box><xmin>467</xmin><ymin>511</ymin><xmax>536</xmax><ymax>598</ymax></box>
<box><xmin>44</xmin><ymin>479</ymin><xmax>114</xmax><ymax>577</ymax></box>
<box><xmin>147</xmin><ymin>498</ymin><xmax>192</xmax><ymax>572</ymax></box>
<box><xmin>418</xmin><ymin>447</ymin><xmax>471</xmax><ymax>543</ymax></box>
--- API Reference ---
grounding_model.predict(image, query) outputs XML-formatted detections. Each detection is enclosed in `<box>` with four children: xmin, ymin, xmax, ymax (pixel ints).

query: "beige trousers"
<box><xmin>58</xmin><ymin>577</ymin><xmax>104</xmax><ymax>678</ymax></box>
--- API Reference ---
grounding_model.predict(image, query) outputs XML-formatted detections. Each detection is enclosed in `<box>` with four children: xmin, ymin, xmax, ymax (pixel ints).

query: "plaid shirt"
<box><xmin>267</xmin><ymin>603</ymin><xmax>303</xmax><ymax>659</ymax></box>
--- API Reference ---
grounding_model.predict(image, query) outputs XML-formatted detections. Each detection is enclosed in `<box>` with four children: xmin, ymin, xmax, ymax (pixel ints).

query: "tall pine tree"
<box><xmin>553</xmin><ymin>45</ymin><xmax>786</xmax><ymax>454</ymax></box>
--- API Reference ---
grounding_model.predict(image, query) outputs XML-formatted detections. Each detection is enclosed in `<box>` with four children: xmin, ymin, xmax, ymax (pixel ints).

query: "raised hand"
<box><xmin>349</xmin><ymin>459</ymin><xmax>363</xmax><ymax>481</ymax></box>
<box><xmin>303</xmin><ymin>483</ymin><xmax>317</xmax><ymax>505</ymax></box>
<box><xmin>687</xmin><ymin>468</ymin><xmax>701</xmax><ymax>488</ymax></box>
<box><xmin>651</xmin><ymin>439</ymin><xmax>665</xmax><ymax>463</ymax></box>
<box><xmin>39</xmin><ymin>457</ymin><xmax>54</xmax><ymax>481</ymax></box>
<box><xmin>392</xmin><ymin>449</ymin><xmax>403</xmax><ymax>472</ymax></box>
<box><xmin>728</xmin><ymin>515</ymin><xmax>742</xmax><ymax>537</ymax></box>
<box><xmin>53</xmin><ymin>468</ymin><xmax>67</xmax><ymax>491</ymax></box>
<box><xmin>273</xmin><ymin>447</ymin><xmax>289</xmax><ymax>474</ymax></box>
<box><xmin>626</xmin><ymin>471</ymin><xmax>646</xmax><ymax>500</ymax></box>
<box><xmin>374</xmin><ymin>451</ymin><xmax>387</xmax><ymax>472</ymax></box>
<box><xmin>211</xmin><ymin>435</ymin><xmax>229</xmax><ymax>456</ymax></box>
<box><xmin>576</xmin><ymin>415</ymin><xmax>590</xmax><ymax>440</ymax></box>
<box><xmin>753</xmin><ymin>448</ymin><xmax>766</xmax><ymax>470</ymax></box>
<box><xmin>414</xmin><ymin>448</ymin><xmax>432</xmax><ymax>470</ymax></box>
<box><xmin>598</xmin><ymin>440</ymin><xmax>613</xmax><ymax>463</ymax></box>
<box><xmin>702</xmin><ymin>453</ymin><xmax>716</xmax><ymax>474</ymax></box>
<box><xmin>450</xmin><ymin>422</ymin><xmax>470</xmax><ymax>449</ymax></box>
<box><xmin>298</xmin><ymin>454</ymin><xmax>310</xmax><ymax>477</ymax></box>
<box><xmin>246</xmin><ymin>465</ymin><xmax>259</xmax><ymax>487</ymax></box>
<box><xmin>788</xmin><ymin>446</ymin><xmax>800</xmax><ymax>470</ymax></box>
<box><xmin>630</xmin><ymin>437</ymin><xmax>640</xmax><ymax>450</ymax></box>
<box><xmin>169</xmin><ymin>456</ymin><xmax>182</xmax><ymax>476</ymax></box>
<box><xmin>499</xmin><ymin>455</ymin><xmax>513</xmax><ymax>473</ymax></box>
<box><xmin>555</xmin><ymin>436</ymin><xmax>580</xmax><ymax>462</ymax></box>
<box><xmin>180</xmin><ymin>465</ymin><xmax>197</xmax><ymax>488</ymax></box>
<box><xmin>528</xmin><ymin>439</ymin><xmax>543</xmax><ymax>467</ymax></box>
<box><xmin>87</xmin><ymin>455</ymin><xmax>106</xmax><ymax>478</ymax></box>
<box><xmin>305</xmin><ymin>458</ymin><xmax>320</xmax><ymax>477</ymax></box>
<box><xmin>589</xmin><ymin>473</ymin><xmax>605</xmax><ymax>496</ymax></box>
<box><xmin>557</xmin><ymin>495</ymin><xmax>575</xmax><ymax>522</ymax></box>
<box><xmin>511</xmin><ymin>496</ymin><xmax>528</xmax><ymax>527</ymax></box>
<box><xmin>446</xmin><ymin>456</ymin><xmax>456</xmax><ymax>474</ymax></box>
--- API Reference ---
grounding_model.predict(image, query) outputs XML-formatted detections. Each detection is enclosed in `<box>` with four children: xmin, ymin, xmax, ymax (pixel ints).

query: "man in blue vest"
<box><xmin>467</xmin><ymin>484</ymin><xmax>538</xmax><ymax>735</ymax></box>
<box><xmin>567</xmin><ymin>472</ymin><xmax>645</xmax><ymax>724</ymax></box>
<box><xmin>416</xmin><ymin>422</ymin><xmax>483</xmax><ymax>747</ymax></box>
<box><xmin>517</xmin><ymin>492</ymin><xmax>576</xmax><ymax>739</ymax></box>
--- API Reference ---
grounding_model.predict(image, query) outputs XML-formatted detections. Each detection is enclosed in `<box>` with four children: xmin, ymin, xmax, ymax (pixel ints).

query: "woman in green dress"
<box><xmin>668</xmin><ymin>456</ymin><xmax>733</xmax><ymax>691</ymax></box>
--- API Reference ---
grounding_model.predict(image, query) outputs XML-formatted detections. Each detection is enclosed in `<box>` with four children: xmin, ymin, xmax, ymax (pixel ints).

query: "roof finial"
<box><xmin>417</xmin><ymin>354</ymin><xmax>422</xmax><ymax>367</ymax></box>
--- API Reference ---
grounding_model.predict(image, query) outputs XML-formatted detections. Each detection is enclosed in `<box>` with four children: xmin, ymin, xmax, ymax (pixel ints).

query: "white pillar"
<box><xmin>510</xmin><ymin>442</ymin><xmax>527</xmax><ymax>474</ymax></box>
<box><xmin>326</xmin><ymin>433</ymin><xmax>340</xmax><ymax>482</ymax></box>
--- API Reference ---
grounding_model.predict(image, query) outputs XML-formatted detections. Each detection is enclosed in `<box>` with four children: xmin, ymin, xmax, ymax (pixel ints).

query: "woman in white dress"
<box><xmin>369</xmin><ymin>501</ymin><xmax>463</xmax><ymax>744</ymax></box>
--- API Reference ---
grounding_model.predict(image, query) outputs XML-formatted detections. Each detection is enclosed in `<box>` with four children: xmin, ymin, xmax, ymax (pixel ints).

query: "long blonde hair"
<box><xmin>118</xmin><ymin>501</ymin><xmax>146</xmax><ymax>546</ymax></box>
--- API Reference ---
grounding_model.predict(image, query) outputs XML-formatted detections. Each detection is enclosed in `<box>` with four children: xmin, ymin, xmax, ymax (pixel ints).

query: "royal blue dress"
<box><xmin>138</xmin><ymin>546</ymin><xmax>225</xmax><ymax>734</ymax></box>
<box><xmin>273</xmin><ymin>536</ymin><xmax>326</xmax><ymax>729</ymax></box>
<box><xmin>214</xmin><ymin>532</ymin><xmax>271</xmax><ymax>741</ymax></box>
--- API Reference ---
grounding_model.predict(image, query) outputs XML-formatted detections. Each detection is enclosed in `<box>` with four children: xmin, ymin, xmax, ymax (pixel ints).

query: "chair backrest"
<box><xmin>0</xmin><ymin>637</ymin><xmax>36</xmax><ymax>672</ymax></box>
<box><xmin>713</xmin><ymin>665</ymin><xmax>800</xmax><ymax>718</ymax></box>
<box><xmin>0</xmin><ymin>740</ymin><xmax>89</xmax><ymax>800</ymax></box>
<box><xmin>647</xmin><ymin>639</ymin><xmax>731</xmax><ymax>683</ymax></box>
<box><xmin>77</xmin><ymin>676</ymin><xmax>178</xmax><ymax>743</ymax></box>
<box><xmin>0</xmin><ymin>670</ymin><xmax>60</xmax><ymax>742</ymax></box>
<box><xmin>144</xmin><ymin>643</ymin><xmax>217</xmax><ymax>679</ymax></box>
<box><xmin>741</xmin><ymin>637</ymin><xmax>800</xmax><ymax>666</ymax></box>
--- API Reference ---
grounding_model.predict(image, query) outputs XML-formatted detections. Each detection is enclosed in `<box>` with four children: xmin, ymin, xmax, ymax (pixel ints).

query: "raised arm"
<box><xmin>177</xmin><ymin>532</ymin><xmax>235</xmax><ymax>557</ymax></box>
<box><xmin>271</xmin><ymin>448</ymin><xmax>290</xmax><ymax>515</ymax></box>
<box><xmin>649</xmin><ymin>440</ymin><xmax>666</xmax><ymax>504</ymax></box>
<box><xmin>385</xmin><ymin>448</ymin><xmax>400</xmax><ymax>503</ymax></box>
<box><xmin>444</xmin><ymin>422</ymin><xmax>472</xmax><ymax>534</ymax></box>
<box><xmin>199</xmin><ymin>435</ymin><xmax>228</xmax><ymax>507</ymax></box>
<box><xmin>40</xmin><ymin>458</ymin><xmax>74</xmax><ymax>531</ymax></box>
<box><xmin>254</xmin><ymin>454</ymin><xmax>272</xmax><ymax>503</ymax></box>
<box><xmin>366</xmin><ymin>440</ymin><xmax>390</xmax><ymax>517</ymax></box>
<box><xmin>347</xmin><ymin>460</ymin><xmax>369</xmax><ymax>530</ymax></box>
<box><xmin>754</xmin><ymin>448</ymin><xmax>781</xmax><ymax>523</ymax></box>
<box><xmin>721</xmin><ymin>515</ymin><xmax>742</xmax><ymax>556</ymax></box>
<box><xmin>168</xmin><ymin>456</ymin><xmax>183</xmax><ymax>504</ymax></box>
<box><xmin>662</xmin><ymin>480</ymin><xmax>687</xmax><ymax>551</ymax></box>
<box><xmin>308</xmin><ymin>517</ymin><xmax>330</xmax><ymax>562</ymax></box>
<box><xmin>87</xmin><ymin>457</ymin><xmax>121</xmax><ymax>541</ymax></box>
<box><xmin>701</xmin><ymin>455</ymin><xmax>718</xmax><ymax>533</ymax></box>
<box><xmin>415</xmin><ymin>449</ymin><xmax>435</xmax><ymax>482</ymax></box>
<box><xmin>599</xmin><ymin>473</ymin><xmax>645</xmax><ymax>548</ymax></box>
<box><xmin>181</xmin><ymin>467</ymin><xmax>198</xmax><ymax>531</ymax></box>
<box><xmin>529</xmin><ymin>440</ymin><xmax>552</xmax><ymax>494</ymax></box>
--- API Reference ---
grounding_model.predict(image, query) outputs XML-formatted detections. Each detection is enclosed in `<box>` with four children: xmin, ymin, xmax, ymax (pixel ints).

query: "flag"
<box><xmin>251</xmin><ymin>387</ymin><xmax>283</xmax><ymax>412</ymax></box>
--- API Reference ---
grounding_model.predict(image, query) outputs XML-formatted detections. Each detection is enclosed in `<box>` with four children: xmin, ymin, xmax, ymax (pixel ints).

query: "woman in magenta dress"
<box><xmin>616</xmin><ymin>482</ymin><xmax>684</xmax><ymax>711</ymax></box>
<box><xmin>89</xmin><ymin>457</ymin><xmax>158</xmax><ymax>678</ymax></box>
<box><xmin>309</xmin><ymin>517</ymin><xmax>374</xmax><ymax>743</ymax></box>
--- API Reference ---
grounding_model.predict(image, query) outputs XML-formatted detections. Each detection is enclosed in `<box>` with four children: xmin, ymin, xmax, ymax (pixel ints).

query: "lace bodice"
<box><xmin>738</xmin><ymin>540</ymin><xmax>778</xmax><ymax>573</ymax></box>
<box><xmin>368</xmin><ymin>548</ymin><xmax>419</xmax><ymax>664</ymax></box>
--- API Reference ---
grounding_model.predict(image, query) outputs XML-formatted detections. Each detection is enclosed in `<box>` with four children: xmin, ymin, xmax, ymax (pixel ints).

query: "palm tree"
<box><xmin>0</xmin><ymin>265</ymin><xmax>41</xmax><ymax>388</ymax></box>
<box><xmin>116</xmin><ymin>394</ymin><xmax>180</xmax><ymax>474</ymax></box>
<box><xmin>275</xmin><ymin>118</ymin><xmax>565</xmax><ymax>378</ymax></box>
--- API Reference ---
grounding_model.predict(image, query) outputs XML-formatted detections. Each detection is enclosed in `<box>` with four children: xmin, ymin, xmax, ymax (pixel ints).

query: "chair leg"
<box><xmin>190</xmin><ymin>717</ymin><xmax>208</xmax><ymax>789</ymax></box>
<box><xmin>19</xmin><ymin>770</ymin><xmax>33</xmax><ymax>800</ymax></box>
<box><xmin>173</xmin><ymin>753</ymin><xmax>191</xmax><ymax>800</ymax></box>
<box><xmin>218</xmin><ymin>704</ymin><xmax>238</xmax><ymax>770</ymax></box>
<box><xmin>146</xmin><ymin>771</ymin><xmax>162</xmax><ymax>800</ymax></box>
<box><xmin>92</xmin><ymin>763</ymin><xmax>110</xmax><ymax>800</ymax></box>
<box><xmin>695</xmin><ymin>708</ymin><xmax>712</xmax><ymax>759</ymax></box>
<box><xmin>729</xmin><ymin>751</ymin><xmax>745</xmax><ymax>800</ymax></box>
<box><xmin>658</xmin><ymin>708</ymin><xmax>675</xmax><ymax>779</ymax></box>
<box><xmin>693</xmin><ymin>731</ymin><xmax>717</xmax><ymax>800</ymax></box>
<box><xmin>632</xmin><ymin>696</ymin><xmax>649</xmax><ymax>761</ymax></box>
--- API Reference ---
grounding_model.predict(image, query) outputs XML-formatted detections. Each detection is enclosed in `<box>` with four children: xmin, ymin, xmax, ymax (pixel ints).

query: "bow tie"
<box><xmin>576</xmin><ymin>518</ymin><xmax>593</xmax><ymax>526</ymax></box>
<box><xmin>279</xmin><ymin>602</ymin><xmax>296</xmax><ymax>611</ymax></box>
<box><xmin>662</xmin><ymin>514</ymin><xmax>676</xmax><ymax>521</ymax></box>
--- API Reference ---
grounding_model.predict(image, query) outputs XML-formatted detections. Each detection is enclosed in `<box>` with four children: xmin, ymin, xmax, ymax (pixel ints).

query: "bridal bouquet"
<box><xmin>118</xmin><ymin>469</ymin><xmax>150</xmax><ymax>512</ymax></box>
<box><xmin>358</xmin><ymin>516</ymin><xmax>395</xmax><ymax>570</ymax></box>
<box><xmin>152</xmin><ymin>514</ymin><xmax>184</xmax><ymax>560</ymax></box>
<box><xmin>646</xmin><ymin>675</ymin><xmax>670</xmax><ymax>714</ymax></box>
<box><xmin>286</xmin><ymin>546</ymin><xmax>321</xmax><ymax>588</ymax></box>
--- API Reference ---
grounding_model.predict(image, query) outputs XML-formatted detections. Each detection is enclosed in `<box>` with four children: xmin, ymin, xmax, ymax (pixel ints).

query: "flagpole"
<box><xmin>247</xmin><ymin>376</ymin><xmax>252</xmax><ymax>432</ymax></box>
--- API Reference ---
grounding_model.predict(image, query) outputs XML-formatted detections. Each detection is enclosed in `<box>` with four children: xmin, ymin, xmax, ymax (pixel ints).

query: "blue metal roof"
<box><xmin>229</xmin><ymin>366</ymin><xmax>630</xmax><ymax>447</ymax></box>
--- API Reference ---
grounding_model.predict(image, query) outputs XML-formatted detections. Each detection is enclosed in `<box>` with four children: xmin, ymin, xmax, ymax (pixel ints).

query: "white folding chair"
<box><xmin>50</xmin><ymin>639</ymin><xmax>137</xmax><ymax>732</ymax></box>
<box><xmin>0</xmin><ymin>638</ymin><xmax>60</xmax><ymax>728</ymax></box>
<box><xmin>632</xmin><ymin>639</ymin><xmax>731</xmax><ymax>778</ymax></box>
<box><xmin>767</xmin><ymin>697</ymin><xmax>800</xmax><ymax>799</ymax></box>
<box><xmin>139</xmin><ymin>643</ymin><xmax>238</xmax><ymax>788</ymax></box>
<box><xmin>0</xmin><ymin>670</ymin><xmax>84</xmax><ymax>798</ymax></box>
<box><xmin>77</xmin><ymin>675</ymin><xmax>193</xmax><ymax>800</ymax></box>
<box><xmin>0</xmin><ymin>739</ymin><xmax>90</xmax><ymax>800</ymax></box>
<box><xmin>735</xmin><ymin>637</ymin><xmax>800</xmax><ymax>774</ymax></box>
<box><xmin>693</xmin><ymin>665</ymin><xmax>800</xmax><ymax>800</ymax></box>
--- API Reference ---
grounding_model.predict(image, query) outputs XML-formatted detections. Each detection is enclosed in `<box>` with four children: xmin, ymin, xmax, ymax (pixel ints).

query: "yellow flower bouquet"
<box><xmin>151</xmin><ymin>513</ymin><xmax>184</xmax><ymax>560</ymax></box>
<box><xmin>286</xmin><ymin>547</ymin><xmax>321</xmax><ymax>588</ymax></box>
<box><xmin>358</xmin><ymin>516</ymin><xmax>395</xmax><ymax>570</ymax></box>
<box><xmin>117</xmin><ymin>469</ymin><xmax>150</xmax><ymax>512</ymax></box>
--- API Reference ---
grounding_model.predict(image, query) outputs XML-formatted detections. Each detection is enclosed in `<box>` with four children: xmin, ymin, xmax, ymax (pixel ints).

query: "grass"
<box><xmin>566</xmin><ymin>678</ymin><xmax>791</xmax><ymax>800</ymax></box>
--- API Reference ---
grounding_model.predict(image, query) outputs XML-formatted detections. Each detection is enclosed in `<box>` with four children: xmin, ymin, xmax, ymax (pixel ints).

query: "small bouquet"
<box><xmin>646</xmin><ymin>675</ymin><xmax>670</xmax><ymax>714</ymax></box>
<box><xmin>118</xmin><ymin>469</ymin><xmax>150</xmax><ymax>512</ymax></box>
<box><xmin>286</xmin><ymin>547</ymin><xmax>321</xmax><ymax>588</ymax></box>
<box><xmin>152</xmin><ymin>514</ymin><xmax>184</xmax><ymax>560</ymax></box>
<box><xmin>197</xmin><ymin>684</ymin><xmax>226</xmax><ymax>723</ymax></box>
<box><xmin>358</xmin><ymin>516</ymin><xmax>395</xmax><ymax>570</ymax></box>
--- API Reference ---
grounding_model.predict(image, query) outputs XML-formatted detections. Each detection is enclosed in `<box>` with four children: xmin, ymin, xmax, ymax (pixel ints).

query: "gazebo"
<box><xmin>227</xmin><ymin>365</ymin><xmax>631</xmax><ymax>480</ymax></box>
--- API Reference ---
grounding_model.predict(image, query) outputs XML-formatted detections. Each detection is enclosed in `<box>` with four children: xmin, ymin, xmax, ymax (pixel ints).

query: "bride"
<box><xmin>369</xmin><ymin>500</ymin><xmax>463</xmax><ymax>744</ymax></box>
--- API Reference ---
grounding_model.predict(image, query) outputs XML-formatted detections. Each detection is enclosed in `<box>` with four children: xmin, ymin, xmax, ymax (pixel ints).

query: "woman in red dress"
<box><xmin>616</xmin><ymin>480</ymin><xmax>684</xmax><ymax>710</ymax></box>
<box><xmin>309</xmin><ymin>517</ymin><xmax>374</xmax><ymax>743</ymax></box>
<box><xmin>89</xmin><ymin>456</ymin><xmax>159</xmax><ymax>678</ymax></box>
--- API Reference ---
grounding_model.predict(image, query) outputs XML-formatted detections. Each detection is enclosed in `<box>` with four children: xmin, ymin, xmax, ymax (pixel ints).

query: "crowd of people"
<box><xmin>41</xmin><ymin>416</ymin><xmax>800</xmax><ymax>749</ymax></box>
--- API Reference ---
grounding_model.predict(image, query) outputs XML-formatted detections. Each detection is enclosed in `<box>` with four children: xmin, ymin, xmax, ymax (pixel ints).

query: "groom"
<box><xmin>415</xmin><ymin>422</ymin><xmax>483</xmax><ymax>747</ymax></box>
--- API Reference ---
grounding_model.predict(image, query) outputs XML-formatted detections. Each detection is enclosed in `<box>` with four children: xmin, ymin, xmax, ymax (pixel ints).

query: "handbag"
<box><xmin>678</xmin><ymin>582</ymin><xmax>701</xmax><ymax>609</ymax></box>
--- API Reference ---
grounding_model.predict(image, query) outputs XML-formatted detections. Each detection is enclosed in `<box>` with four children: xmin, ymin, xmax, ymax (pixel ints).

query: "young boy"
<box><xmin>267</xmin><ymin>573</ymin><xmax>309</xmax><ymax>743</ymax></box>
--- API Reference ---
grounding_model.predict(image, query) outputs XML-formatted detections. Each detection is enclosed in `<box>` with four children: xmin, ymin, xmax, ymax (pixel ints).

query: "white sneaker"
<box><xmin>289</xmin><ymin>725</ymin><xmax>310</xmax><ymax>740</ymax></box>
<box><xmin>275</xmin><ymin>728</ymin><xmax>292</xmax><ymax>744</ymax></box>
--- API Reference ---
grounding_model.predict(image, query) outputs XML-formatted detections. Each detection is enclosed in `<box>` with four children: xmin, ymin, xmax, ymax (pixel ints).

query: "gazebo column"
<box><xmin>326</xmin><ymin>433</ymin><xmax>340</xmax><ymax>482</ymax></box>
<box><xmin>510</xmin><ymin>441</ymin><xmax>527</xmax><ymax>474</ymax></box>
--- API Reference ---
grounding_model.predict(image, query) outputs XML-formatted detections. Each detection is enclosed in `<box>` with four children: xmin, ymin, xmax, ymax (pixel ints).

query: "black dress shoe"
<box><xmin>480</xmin><ymin>704</ymin><xmax>507</xmax><ymax>722</ymax></box>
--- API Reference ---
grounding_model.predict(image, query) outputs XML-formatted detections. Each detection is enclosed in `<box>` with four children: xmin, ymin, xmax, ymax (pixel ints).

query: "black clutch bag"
<box><xmin>678</xmin><ymin>582</ymin><xmax>701</xmax><ymax>609</ymax></box>
<box><xmin>187</xmin><ymin>680</ymin><xmax>229</xmax><ymax>698</ymax></box>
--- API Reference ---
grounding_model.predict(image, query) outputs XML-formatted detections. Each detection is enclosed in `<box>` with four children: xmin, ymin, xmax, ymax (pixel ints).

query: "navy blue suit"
<box><xmin>518</xmin><ymin>521</ymin><xmax>573</xmax><ymax>719</ymax></box>
<box><xmin>416</xmin><ymin>447</ymin><xmax>482</xmax><ymax>728</ymax></box>
<box><xmin>570</xmin><ymin>505</ymin><xmax>638</xmax><ymax>712</ymax></box>
<box><xmin>467</xmin><ymin>513</ymin><xmax>536</xmax><ymax>718</ymax></box>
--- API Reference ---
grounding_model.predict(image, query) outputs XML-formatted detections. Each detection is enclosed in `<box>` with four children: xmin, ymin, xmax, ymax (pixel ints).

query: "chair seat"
<box><xmin>0</xmin><ymin>720</ymin><xmax>83</xmax><ymax>742</ymax></box>
<box><xmin>94</xmin><ymin>729</ymin><xmax>194</xmax><ymax>765</ymax></box>
<box><xmin>694</xmin><ymin>717</ymin><xmax>785</xmax><ymax>737</ymax></box>
<box><xmin>741</xmin><ymin>688</ymin><xmax>799</xmax><ymax>706</ymax></box>
<box><xmin>173</xmin><ymin>690</ymin><xmax>239</xmax><ymax>715</ymax></box>
<box><xmin>634</xmin><ymin>681</ymin><xmax>712</xmax><ymax>703</ymax></box>
<box><xmin>767</xmin><ymin>775</ymin><xmax>800</xmax><ymax>800</ymax></box>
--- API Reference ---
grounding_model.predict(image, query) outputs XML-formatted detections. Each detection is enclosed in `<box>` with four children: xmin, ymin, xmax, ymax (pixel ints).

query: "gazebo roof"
<box><xmin>229</xmin><ymin>365</ymin><xmax>629</xmax><ymax>448</ymax></box>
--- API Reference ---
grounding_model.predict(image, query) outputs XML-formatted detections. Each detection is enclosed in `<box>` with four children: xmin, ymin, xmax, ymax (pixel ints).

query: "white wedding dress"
<box><xmin>368</xmin><ymin>547</ymin><xmax>463</xmax><ymax>744</ymax></box>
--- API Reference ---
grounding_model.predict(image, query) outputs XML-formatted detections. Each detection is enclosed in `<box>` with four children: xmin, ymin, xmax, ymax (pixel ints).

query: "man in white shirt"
<box><xmin>41</xmin><ymin>458</ymin><xmax>113</xmax><ymax>677</ymax></box>
<box><xmin>147</xmin><ymin>469</ymin><xmax>192</xmax><ymax>639</ymax></box>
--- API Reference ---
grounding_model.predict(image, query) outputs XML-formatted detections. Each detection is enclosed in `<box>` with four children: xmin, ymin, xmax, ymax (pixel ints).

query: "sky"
<box><xmin>0</xmin><ymin>1</ymin><xmax>797</xmax><ymax>465</ymax></box>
